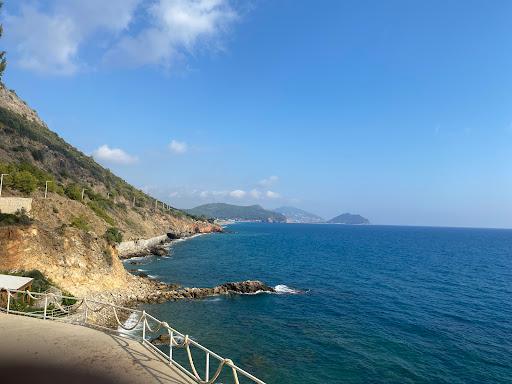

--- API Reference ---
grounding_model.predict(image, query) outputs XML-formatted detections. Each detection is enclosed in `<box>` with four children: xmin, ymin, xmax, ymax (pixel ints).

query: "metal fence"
<box><xmin>0</xmin><ymin>288</ymin><xmax>266</xmax><ymax>384</ymax></box>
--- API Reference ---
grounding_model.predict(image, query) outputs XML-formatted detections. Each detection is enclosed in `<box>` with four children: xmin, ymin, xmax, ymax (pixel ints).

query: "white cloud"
<box><xmin>229</xmin><ymin>189</ymin><xmax>246</xmax><ymax>198</ymax></box>
<box><xmin>266</xmin><ymin>190</ymin><xmax>280</xmax><ymax>199</ymax></box>
<box><xmin>258</xmin><ymin>175</ymin><xmax>279</xmax><ymax>187</ymax></box>
<box><xmin>5</xmin><ymin>1</ymin><xmax>141</xmax><ymax>75</ymax></box>
<box><xmin>169</xmin><ymin>139</ymin><xmax>188</xmax><ymax>154</ymax></box>
<box><xmin>105</xmin><ymin>0</ymin><xmax>237</xmax><ymax>69</ymax></box>
<box><xmin>4</xmin><ymin>0</ymin><xmax>236</xmax><ymax>75</ymax></box>
<box><xmin>250</xmin><ymin>189</ymin><xmax>262</xmax><ymax>199</ymax></box>
<box><xmin>92</xmin><ymin>144</ymin><xmax>138</xmax><ymax>165</ymax></box>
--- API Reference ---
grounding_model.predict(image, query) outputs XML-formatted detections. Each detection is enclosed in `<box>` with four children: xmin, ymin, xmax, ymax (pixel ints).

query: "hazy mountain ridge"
<box><xmin>186</xmin><ymin>203</ymin><xmax>287</xmax><ymax>223</ymax></box>
<box><xmin>274</xmin><ymin>206</ymin><xmax>325</xmax><ymax>223</ymax></box>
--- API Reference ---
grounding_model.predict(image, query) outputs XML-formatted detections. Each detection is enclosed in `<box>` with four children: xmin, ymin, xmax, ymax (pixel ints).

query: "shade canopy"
<box><xmin>0</xmin><ymin>274</ymin><xmax>34</xmax><ymax>290</ymax></box>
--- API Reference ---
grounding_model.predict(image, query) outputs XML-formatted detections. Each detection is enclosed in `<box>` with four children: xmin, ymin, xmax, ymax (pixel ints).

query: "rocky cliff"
<box><xmin>0</xmin><ymin>85</ymin><xmax>221</xmax><ymax>298</ymax></box>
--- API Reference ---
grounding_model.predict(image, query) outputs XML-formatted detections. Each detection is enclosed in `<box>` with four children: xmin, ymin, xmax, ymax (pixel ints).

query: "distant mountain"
<box><xmin>186</xmin><ymin>203</ymin><xmax>287</xmax><ymax>223</ymax></box>
<box><xmin>328</xmin><ymin>213</ymin><xmax>369</xmax><ymax>225</ymax></box>
<box><xmin>274</xmin><ymin>206</ymin><xmax>324</xmax><ymax>224</ymax></box>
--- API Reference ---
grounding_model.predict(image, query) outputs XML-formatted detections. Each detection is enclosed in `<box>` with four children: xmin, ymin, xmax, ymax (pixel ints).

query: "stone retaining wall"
<box><xmin>0</xmin><ymin>197</ymin><xmax>32</xmax><ymax>214</ymax></box>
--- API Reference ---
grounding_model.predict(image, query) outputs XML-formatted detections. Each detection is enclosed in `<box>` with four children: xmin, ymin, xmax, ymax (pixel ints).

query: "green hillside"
<box><xmin>186</xmin><ymin>203</ymin><xmax>286</xmax><ymax>222</ymax></box>
<box><xmin>0</xmin><ymin>85</ymin><xmax>210</xmax><ymax>240</ymax></box>
<box><xmin>328</xmin><ymin>213</ymin><xmax>370</xmax><ymax>225</ymax></box>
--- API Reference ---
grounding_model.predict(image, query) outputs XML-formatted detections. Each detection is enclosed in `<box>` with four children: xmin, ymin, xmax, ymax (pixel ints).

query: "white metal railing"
<box><xmin>0</xmin><ymin>288</ymin><xmax>266</xmax><ymax>384</ymax></box>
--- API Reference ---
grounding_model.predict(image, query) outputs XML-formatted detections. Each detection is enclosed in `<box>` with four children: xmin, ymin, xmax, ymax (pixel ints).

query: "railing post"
<box><xmin>169</xmin><ymin>331</ymin><xmax>173</xmax><ymax>365</ymax></box>
<box><xmin>206</xmin><ymin>352</ymin><xmax>210</xmax><ymax>381</ymax></box>
<box><xmin>142</xmin><ymin>311</ymin><xmax>146</xmax><ymax>342</ymax></box>
<box><xmin>43</xmin><ymin>296</ymin><xmax>48</xmax><ymax>319</ymax></box>
<box><xmin>6</xmin><ymin>290</ymin><xmax>10</xmax><ymax>314</ymax></box>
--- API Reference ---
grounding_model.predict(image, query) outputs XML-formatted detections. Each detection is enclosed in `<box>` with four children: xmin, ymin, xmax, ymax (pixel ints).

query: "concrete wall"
<box><xmin>0</xmin><ymin>197</ymin><xmax>32</xmax><ymax>214</ymax></box>
<box><xmin>118</xmin><ymin>234</ymin><xmax>169</xmax><ymax>257</ymax></box>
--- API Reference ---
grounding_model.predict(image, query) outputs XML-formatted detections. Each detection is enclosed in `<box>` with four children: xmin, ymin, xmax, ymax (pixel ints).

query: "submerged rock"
<box><xmin>151</xmin><ymin>334</ymin><xmax>171</xmax><ymax>346</ymax></box>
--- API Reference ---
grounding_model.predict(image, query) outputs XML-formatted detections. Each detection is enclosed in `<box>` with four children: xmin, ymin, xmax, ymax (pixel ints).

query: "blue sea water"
<box><xmin>127</xmin><ymin>223</ymin><xmax>512</xmax><ymax>383</ymax></box>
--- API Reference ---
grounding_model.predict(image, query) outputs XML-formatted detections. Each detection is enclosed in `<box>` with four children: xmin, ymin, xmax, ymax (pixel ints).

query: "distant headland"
<box><xmin>186</xmin><ymin>202</ymin><xmax>370</xmax><ymax>225</ymax></box>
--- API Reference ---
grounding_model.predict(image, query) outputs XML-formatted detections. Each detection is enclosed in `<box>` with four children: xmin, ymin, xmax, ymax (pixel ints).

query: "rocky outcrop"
<box><xmin>117</xmin><ymin>235</ymin><xmax>169</xmax><ymax>259</ymax></box>
<box><xmin>130</xmin><ymin>280</ymin><xmax>275</xmax><ymax>306</ymax></box>
<box><xmin>0</xmin><ymin>86</ymin><xmax>46</xmax><ymax>126</ymax></box>
<box><xmin>118</xmin><ymin>228</ymin><xmax>222</xmax><ymax>259</ymax></box>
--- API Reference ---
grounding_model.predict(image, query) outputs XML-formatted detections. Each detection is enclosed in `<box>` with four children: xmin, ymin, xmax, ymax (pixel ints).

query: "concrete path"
<box><xmin>0</xmin><ymin>313</ymin><xmax>195</xmax><ymax>384</ymax></box>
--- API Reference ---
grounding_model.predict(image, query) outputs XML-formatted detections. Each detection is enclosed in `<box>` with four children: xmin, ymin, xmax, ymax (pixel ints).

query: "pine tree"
<box><xmin>0</xmin><ymin>1</ymin><xmax>6</xmax><ymax>81</ymax></box>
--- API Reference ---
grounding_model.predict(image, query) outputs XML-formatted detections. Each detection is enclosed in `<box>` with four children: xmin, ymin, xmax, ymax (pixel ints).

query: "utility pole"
<box><xmin>133</xmin><ymin>196</ymin><xmax>135</xmax><ymax>207</ymax></box>
<box><xmin>44</xmin><ymin>181</ymin><xmax>52</xmax><ymax>199</ymax></box>
<box><xmin>154</xmin><ymin>200</ymin><xmax>157</xmax><ymax>210</ymax></box>
<box><xmin>81</xmin><ymin>189</ymin><xmax>85</xmax><ymax>200</ymax></box>
<box><xmin>0</xmin><ymin>173</ymin><xmax>8</xmax><ymax>197</ymax></box>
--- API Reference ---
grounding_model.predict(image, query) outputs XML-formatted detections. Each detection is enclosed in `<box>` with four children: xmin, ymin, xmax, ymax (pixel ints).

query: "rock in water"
<box><xmin>215</xmin><ymin>280</ymin><xmax>275</xmax><ymax>294</ymax></box>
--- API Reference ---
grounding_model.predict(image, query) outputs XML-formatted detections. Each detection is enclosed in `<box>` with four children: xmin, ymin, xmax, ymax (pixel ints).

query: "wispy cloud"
<box><xmin>5</xmin><ymin>0</ymin><xmax>141</xmax><ymax>75</ymax></box>
<box><xmin>258</xmin><ymin>175</ymin><xmax>279</xmax><ymax>187</ymax></box>
<box><xmin>250</xmin><ymin>189</ymin><xmax>262</xmax><ymax>199</ymax></box>
<box><xmin>105</xmin><ymin>0</ymin><xmax>237</xmax><ymax>69</ymax></box>
<box><xmin>229</xmin><ymin>189</ymin><xmax>246</xmax><ymax>198</ymax></box>
<box><xmin>4</xmin><ymin>0</ymin><xmax>238</xmax><ymax>75</ymax></box>
<box><xmin>92</xmin><ymin>144</ymin><xmax>138</xmax><ymax>165</ymax></box>
<box><xmin>266</xmin><ymin>190</ymin><xmax>281</xmax><ymax>199</ymax></box>
<box><xmin>169</xmin><ymin>139</ymin><xmax>188</xmax><ymax>154</ymax></box>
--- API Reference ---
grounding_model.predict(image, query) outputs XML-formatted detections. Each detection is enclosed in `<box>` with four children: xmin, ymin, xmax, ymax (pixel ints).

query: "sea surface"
<box><xmin>125</xmin><ymin>223</ymin><xmax>512</xmax><ymax>383</ymax></box>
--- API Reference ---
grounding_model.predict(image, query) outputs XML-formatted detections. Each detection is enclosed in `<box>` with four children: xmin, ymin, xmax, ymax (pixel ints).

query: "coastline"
<box><xmin>118</xmin><ymin>230</ymin><xmax>218</xmax><ymax>260</ymax></box>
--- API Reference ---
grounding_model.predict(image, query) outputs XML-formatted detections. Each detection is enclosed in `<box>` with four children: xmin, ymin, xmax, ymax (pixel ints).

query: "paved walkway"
<box><xmin>0</xmin><ymin>313</ymin><xmax>195</xmax><ymax>384</ymax></box>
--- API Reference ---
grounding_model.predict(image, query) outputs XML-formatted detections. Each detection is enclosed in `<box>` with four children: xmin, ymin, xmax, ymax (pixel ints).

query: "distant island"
<box><xmin>328</xmin><ymin>213</ymin><xmax>370</xmax><ymax>225</ymax></box>
<box><xmin>274</xmin><ymin>206</ymin><xmax>324</xmax><ymax>224</ymax></box>
<box><xmin>186</xmin><ymin>203</ymin><xmax>287</xmax><ymax>223</ymax></box>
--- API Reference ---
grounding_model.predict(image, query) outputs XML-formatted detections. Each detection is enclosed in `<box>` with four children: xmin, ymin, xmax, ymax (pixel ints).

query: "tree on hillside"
<box><xmin>0</xmin><ymin>1</ymin><xmax>6</xmax><ymax>80</ymax></box>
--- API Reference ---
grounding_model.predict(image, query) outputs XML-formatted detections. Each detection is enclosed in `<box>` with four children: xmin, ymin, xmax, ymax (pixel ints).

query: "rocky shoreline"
<box><xmin>117</xmin><ymin>231</ymin><xmax>220</xmax><ymax>260</ymax></box>
<box><xmin>86</xmin><ymin>277</ymin><xmax>275</xmax><ymax>328</ymax></box>
<box><xmin>77</xmin><ymin>229</ymin><xmax>277</xmax><ymax>328</ymax></box>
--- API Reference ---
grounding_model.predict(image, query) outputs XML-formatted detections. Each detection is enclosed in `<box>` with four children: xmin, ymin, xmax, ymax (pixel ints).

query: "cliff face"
<box><xmin>0</xmin><ymin>85</ymin><xmax>221</xmax><ymax>297</ymax></box>
<box><xmin>0</xmin><ymin>224</ymin><xmax>128</xmax><ymax>297</ymax></box>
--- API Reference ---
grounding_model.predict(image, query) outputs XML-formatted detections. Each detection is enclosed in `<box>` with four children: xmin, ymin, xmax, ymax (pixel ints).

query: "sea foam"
<box><xmin>274</xmin><ymin>284</ymin><xmax>301</xmax><ymax>294</ymax></box>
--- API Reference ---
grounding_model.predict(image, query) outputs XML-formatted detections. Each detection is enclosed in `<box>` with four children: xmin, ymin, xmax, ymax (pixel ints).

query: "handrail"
<box><xmin>0</xmin><ymin>288</ymin><xmax>266</xmax><ymax>384</ymax></box>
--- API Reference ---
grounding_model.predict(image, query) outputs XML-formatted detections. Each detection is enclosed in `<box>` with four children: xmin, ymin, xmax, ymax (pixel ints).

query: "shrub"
<box><xmin>64</xmin><ymin>184</ymin><xmax>82</xmax><ymax>201</ymax></box>
<box><xmin>88</xmin><ymin>201</ymin><xmax>115</xmax><ymax>226</ymax></box>
<box><xmin>30</xmin><ymin>149</ymin><xmax>44</xmax><ymax>161</ymax></box>
<box><xmin>0</xmin><ymin>208</ymin><xmax>32</xmax><ymax>227</ymax></box>
<box><xmin>23</xmin><ymin>270</ymin><xmax>51</xmax><ymax>292</ymax></box>
<box><xmin>70</xmin><ymin>215</ymin><xmax>89</xmax><ymax>231</ymax></box>
<box><xmin>12</xmin><ymin>171</ymin><xmax>37</xmax><ymax>194</ymax></box>
<box><xmin>104</xmin><ymin>227</ymin><xmax>123</xmax><ymax>245</ymax></box>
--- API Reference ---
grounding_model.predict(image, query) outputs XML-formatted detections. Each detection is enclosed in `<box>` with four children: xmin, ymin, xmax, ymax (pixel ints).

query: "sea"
<box><xmin>124</xmin><ymin>223</ymin><xmax>512</xmax><ymax>383</ymax></box>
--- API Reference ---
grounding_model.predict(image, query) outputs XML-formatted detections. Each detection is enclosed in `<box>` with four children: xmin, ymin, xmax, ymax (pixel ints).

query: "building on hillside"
<box><xmin>0</xmin><ymin>274</ymin><xmax>34</xmax><ymax>307</ymax></box>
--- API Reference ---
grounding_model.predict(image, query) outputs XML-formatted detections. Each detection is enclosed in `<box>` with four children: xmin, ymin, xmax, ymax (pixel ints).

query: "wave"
<box><xmin>118</xmin><ymin>311</ymin><xmax>143</xmax><ymax>335</ymax></box>
<box><xmin>171</xmin><ymin>233</ymin><xmax>206</xmax><ymax>245</ymax></box>
<box><xmin>274</xmin><ymin>284</ymin><xmax>302</xmax><ymax>294</ymax></box>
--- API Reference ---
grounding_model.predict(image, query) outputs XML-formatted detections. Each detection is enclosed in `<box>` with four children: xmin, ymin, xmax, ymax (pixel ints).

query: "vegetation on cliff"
<box><xmin>186</xmin><ymin>203</ymin><xmax>287</xmax><ymax>222</ymax></box>
<box><xmin>0</xmin><ymin>86</ymin><xmax>220</xmax><ymax>297</ymax></box>
<box><xmin>0</xmin><ymin>209</ymin><xmax>31</xmax><ymax>227</ymax></box>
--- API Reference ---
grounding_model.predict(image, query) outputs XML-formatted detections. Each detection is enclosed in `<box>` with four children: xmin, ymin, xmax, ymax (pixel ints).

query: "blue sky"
<box><xmin>2</xmin><ymin>0</ymin><xmax>512</xmax><ymax>228</ymax></box>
